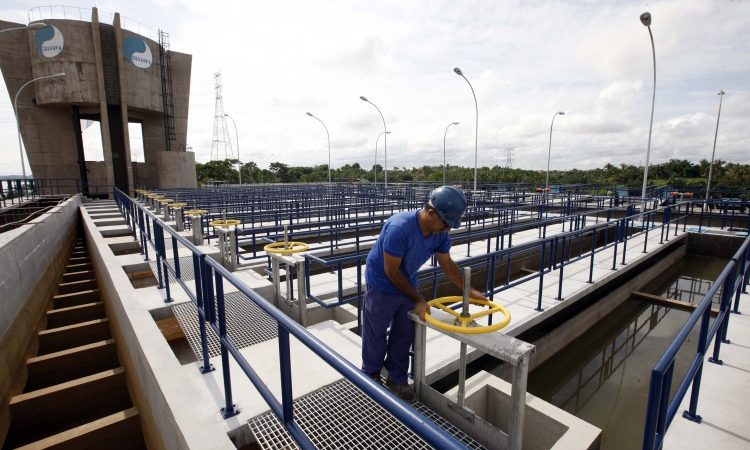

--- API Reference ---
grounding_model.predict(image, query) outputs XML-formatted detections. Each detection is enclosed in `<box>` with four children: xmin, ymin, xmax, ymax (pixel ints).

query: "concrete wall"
<box><xmin>0</xmin><ymin>195</ymin><xmax>80</xmax><ymax>444</ymax></box>
<box><xmin>80</xmin><ymin>204</ymin><xmax>230</xmax><ymax>449</ymax></box>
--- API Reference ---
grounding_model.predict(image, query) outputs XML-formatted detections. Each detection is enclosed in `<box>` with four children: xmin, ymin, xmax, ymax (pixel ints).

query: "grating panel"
<box><xmin>149</xmin><ymin>255</ymin><xmax>196</xmax><ymax>282</ymax></box>
<box><xmin>248</xmin><ymin>379</ymin><xmax>485</xmax><ymax>450</ymax></box>
<box><xmin>172</xmin><ymin>291</ymin><xmax>278</xmax><ymax>359</ymax></box>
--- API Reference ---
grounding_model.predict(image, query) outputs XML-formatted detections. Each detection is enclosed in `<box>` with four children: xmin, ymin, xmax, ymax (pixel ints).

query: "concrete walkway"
<box><xmin>664</xmin><ymin>291</ymin><xmax>750</xmax><ymax>449</ymax></box>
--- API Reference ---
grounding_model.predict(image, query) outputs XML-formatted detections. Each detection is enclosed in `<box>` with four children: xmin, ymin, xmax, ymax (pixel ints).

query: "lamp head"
<box><xmin>52</xmin><ymin>72</ymin><xmax>66</xmax><ymax>79</ymax></box>
<box><xmin>640</xmin><ymin>12</ymin><xmax>651</xmax><ymax>27</ymax></box>
<box><xmin>718</xmin><ymin>90</ymin><xmax>725</xmax><ymax>96</ymax></box>
<box><xmin>452</xmin><ymin>122</ymin><xmax>460</xmax><ymax>125</ymax></box>
<box><xmin>558</xmin><ymin>111</ymin><xmax>566</xmax><ymax>116</ymax></box>
<box><xmin>385</xmin><ymin>131</ymin><xmax>391</xmax><ymax>134</ymax></box>
<box><xmin>360</xmin><ymin>96</ymin><xmax>368</xmax><ymax>102</ymax></box>
<box><xmin>453</xmin><ymin>67</ymin><xmax>463</xmax><ymax>76</ymax></box>
<box><xmin>306</xmin><ymin>112</ymin><xmax>313</xmax><ymax>116</ymax></box>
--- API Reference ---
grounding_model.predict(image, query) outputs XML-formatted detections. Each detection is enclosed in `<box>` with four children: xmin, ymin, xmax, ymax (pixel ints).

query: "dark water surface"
<box><xmin>524</xmin><ymin>299</ymin><xmax>702</xmax><ymax>450</ymax></box>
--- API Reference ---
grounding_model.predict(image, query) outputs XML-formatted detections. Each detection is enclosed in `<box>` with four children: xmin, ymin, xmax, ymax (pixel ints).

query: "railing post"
<box><xmin>295</xmin><ymin>258</ymin><xmax>307</xmax><ymax>326</ymax></box>
<box><xmin>278</xmin><ymin>326</ymin><xmax>295</xmax><ymax>425</ymax></box>
<box><xmin>216</xmin><ymin>272</ymin><xmax>239</xmax><ymax>418</ymax></box>
<box><xmin>536</xmin><ymin>240</ymin><xmax>546</xmax><ymax>312</ymax></box>
<box><xmin>195</xmin><ymin>254</ymin><xmax>214</xmax><ymax>374</ymax></box>
<box><xmin>683</xmin><ymin>304</ymin><xmax>711</xmax><ymax>423</ymax></box>
<box><xmin>588</xmin><ymin>229</ymin><xmax>596</xmax><ymax>283</ymax></box>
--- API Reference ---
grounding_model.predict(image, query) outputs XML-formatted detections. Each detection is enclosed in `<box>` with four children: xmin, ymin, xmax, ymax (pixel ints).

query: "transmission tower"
<box><xmin>504</xmin><ymin>147</ymin><xmax>515</xmax><ymax>169</ymax></box>
<box><xmin>211</xmin><ymin>72</ymin><xmax>234</xmax><ymax>160</ymax></box>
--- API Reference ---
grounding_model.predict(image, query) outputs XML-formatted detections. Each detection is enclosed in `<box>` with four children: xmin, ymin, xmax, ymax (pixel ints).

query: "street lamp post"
<box><xmin>14</xmin><ymin>72</ymin><xmax>66</xmax><ymax>179</ymax></box>
<box><xmin>306</xmin><ymin>112</ymin><xmax>331</xmax><ymax>183</ymax></box>
<box><xmin>360</xmin><ymin>96</ymin><xmax>388</xmax><ymax>189</ymax></box>
<box><xmin>545</xmin><ymin>111</ymin><xmax>565</xmax><ymax>192</ymax></box>
<box><xmin>640</xmin><ymin>11</ymin><xmax>656</xmax><ymax>210</ymax></box>
<box><xmin>453</xmin><ymin>67</ymin><xmax>479</xmax><ymax>194</ymax></box>
<box><xmin>443</xmin><ymin>122</ymin><xmax>459</xmax><ymax>185</ymax></box>
<box><xmin>705</xmin><ymin>90</ymin><xmax>726</xmax><ymax>203</ymax></box>
<box><xmin>224</xmin><ymin>113</ymin><xmax>241</xmax><ymax>185</ymax></box>
<box><xmin>374</xmin><ymin>131</ymin><xmax>390</xmax><ymax>185</ymax></box>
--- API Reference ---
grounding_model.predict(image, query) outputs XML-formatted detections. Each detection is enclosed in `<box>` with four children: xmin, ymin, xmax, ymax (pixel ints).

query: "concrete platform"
<box><xmin>664</xmin><ymin>291</ymin><xmax>750</xmax><ymax>449</ymax></box>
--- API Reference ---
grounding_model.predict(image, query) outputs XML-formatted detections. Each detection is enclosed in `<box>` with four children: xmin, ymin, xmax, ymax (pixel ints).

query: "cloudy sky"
<box><xmin>1</xmin><ymin>0</ymin><xmax>749</xmax><ymax>175</ymax></box>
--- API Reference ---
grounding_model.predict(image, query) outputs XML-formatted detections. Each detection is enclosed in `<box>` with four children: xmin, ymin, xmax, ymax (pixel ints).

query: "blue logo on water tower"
<box><xmin>123</xmin><ymin>37</ymin><xmax>152</xmax><ymax>69</ymax></box>
<box><xmin>35</xmin><ymin>25</ymin><xmax>64</xmax><ymax>58</ymax></box>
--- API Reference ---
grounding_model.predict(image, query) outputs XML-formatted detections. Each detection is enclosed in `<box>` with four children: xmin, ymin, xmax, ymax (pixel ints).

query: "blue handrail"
<box><xmin>642</xmin><ymin>232</ymin><xmax>750</xmax><ymax>449</ymax></box>
<box><xmin>114</xmin><ymin>188</ymin><xmax>468</xmax><ymax>450</ymax></box>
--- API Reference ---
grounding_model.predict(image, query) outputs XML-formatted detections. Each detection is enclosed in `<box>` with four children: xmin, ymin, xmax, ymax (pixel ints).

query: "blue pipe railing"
<box><xmin>114</xmin><ymin>188</ymin><xmax>469</xmax><ymax>450</ymax></box>
<box><xmin>642</xmin><ymin>232</ymin><xmax>750</xmax><ymax>450</ymax></box>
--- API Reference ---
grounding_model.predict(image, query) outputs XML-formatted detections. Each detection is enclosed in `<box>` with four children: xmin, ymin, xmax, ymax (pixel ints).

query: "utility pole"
<box><xmin>211</xmin><ymin>72</ymin><xmax>234</xmax><ymax>161</ymax></box>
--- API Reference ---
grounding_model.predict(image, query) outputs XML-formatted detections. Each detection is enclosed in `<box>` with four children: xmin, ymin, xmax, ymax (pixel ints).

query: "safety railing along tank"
<box><xmin>301</xmin><ymin>202</ymin><xmax>683</xmax><ymax>325</ymax></box>
<box><xmin>114</xmin><ymin>188</ymin><xmax>469</xmax><ymax>450</ymax></box>
<box><xmin>642</xmin><ymin>230</ymin><xmax>750</xmax><ymax>450</ymax></box>
<box><xmin>0</xmin><ymin>178</ymin><xmax>113</xmax><ymax>207</ymax></box>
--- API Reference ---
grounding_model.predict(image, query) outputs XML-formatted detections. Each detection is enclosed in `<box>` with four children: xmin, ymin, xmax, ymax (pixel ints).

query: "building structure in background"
<box><xmin>0</xmin><ymin>6</ymin><xmax>196</xmax><ymax>194</ymax></box>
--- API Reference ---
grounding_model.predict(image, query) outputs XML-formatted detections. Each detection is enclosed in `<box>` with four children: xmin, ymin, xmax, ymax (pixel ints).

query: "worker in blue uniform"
<box><xmin>362</xmin><ymin>186</ymin><xmax>487</xmax><ymax>401</ymax></box>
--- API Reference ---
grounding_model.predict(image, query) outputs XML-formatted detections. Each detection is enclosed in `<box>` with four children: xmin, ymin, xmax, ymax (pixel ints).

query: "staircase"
<box><xmin>2</xmin><ymin>237</ymin><xmax>146</xmax><ymax>449</ymax></box>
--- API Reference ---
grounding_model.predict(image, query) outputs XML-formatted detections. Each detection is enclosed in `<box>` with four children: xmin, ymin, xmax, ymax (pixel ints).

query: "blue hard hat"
<box><xmin>428</xmin><ymin>186</ymin><xmax>467</xmax><ymax>228</ymax></box>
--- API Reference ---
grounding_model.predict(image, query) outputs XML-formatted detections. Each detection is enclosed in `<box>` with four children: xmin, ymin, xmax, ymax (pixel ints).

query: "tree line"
<box><xmin>195</xmin><ymin>158</ymin><xmax>749</xmax><ymax>189</ymax></box>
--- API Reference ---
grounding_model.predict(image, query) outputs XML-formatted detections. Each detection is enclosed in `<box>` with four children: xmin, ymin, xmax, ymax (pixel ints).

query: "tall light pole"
<box><xmin>374</xmin><ymin>130</ymin><xmax>390</xmax><ymax>185</ymax></box>
<box><xmin>640</xmin><ymin>11</ymin><xmax>656</xmax><ymax>210</ymax></box>
<box><xmin>224</xmin><ymin>113</ymin><xmax>241</xmax><ymax>185</ymax></box>
<box><xmin>443</xmin><ymin>122</ymin><xmax>459</xmax><ymax>185</ymax></box>
<box><xmin>360</xmin><ymin>96</ymin><xmax>388</xmax><ymax>188</ymax></box>
<box><xmin>705</xmin><ymin>90</ymin><xmax>726</xmax><ymax>203</ymax></box>
<box><xmin>545</xmin><ymin>111</ymin><xmax>565</xmax><ymax>192</ymax></box>
<box><xmin>15</xmin><ymin>72</ymin><xmax>66</xmax><ymax>179</ymax></box>
<box><xmin>306</xmin><ymin>112</ymin><xmax>331</xmax><ymax>183</ymax></box>
<box><xmin>453</xmin><ymin>67</ymin><xmax>479</xmax><ymax>194</ymax></box>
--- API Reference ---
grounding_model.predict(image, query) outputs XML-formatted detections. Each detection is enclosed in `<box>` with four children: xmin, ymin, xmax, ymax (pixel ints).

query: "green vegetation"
<box><xmin>196</xmin><ymin>158</ymin><xmax>750</xmax><ymax>189</ymax></box>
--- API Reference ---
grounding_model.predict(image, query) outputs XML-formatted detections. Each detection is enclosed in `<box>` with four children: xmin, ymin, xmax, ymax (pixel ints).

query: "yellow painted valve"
<box><xmin>424</xmin><ymin>296</ymin><xmax>510</xmax><ymax>334</ymax></box>
<box><xmin>264</xmin><ymin>241</ymin><xmax>309</xmax><ymax>255</ymax></box>
<box><xmin>170</xmin><ymin>202</ymin><xmax>187</xmax><ymax>208</ymax></box>
<box><xmin>183</xmin><ymin>209</ymin><xmax>208</xmax><ymax>216</ymax></box>
<box><xmin>209</xmin><ymin>219</ymin><xmax>241</xmax><ymax>229</ymax></box>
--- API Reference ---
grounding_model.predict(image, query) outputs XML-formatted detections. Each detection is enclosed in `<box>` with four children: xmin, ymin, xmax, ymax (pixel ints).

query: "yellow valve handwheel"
<box><xmin>424</xmin><ymin>296</ymin><xmax>511</xmax><ymax>334</ymax></box>
<box><xmin>184</xmin><ymin>209</ymin><xmax>208</xmax><ymax>216</ymax></box>
<box><xmin>160</xmin><ymin>198</ymin><xmax>174</xmax><ymax>204</ymax></box>
<box><xmin>209</xmin><ymin>219</ymin><xmax>241</xmax><ymax>228</ymax></box>
<box><xmin>264</xmin><ymin>241</ymin><xmax>309</xmax><ymax>255</ymax></box>
<box><xmin>171</xmin><ymin>202</ymin><xmax>187</xmax><ymax>208</ymax></box>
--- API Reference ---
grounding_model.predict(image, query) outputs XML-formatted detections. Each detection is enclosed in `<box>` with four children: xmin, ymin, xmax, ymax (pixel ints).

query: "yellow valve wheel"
<box><xmin>264</xmin><ymin>241</ymin><xmax>309</xmax><ymax>255</ymax></box>
<box><xmin>209</xmin><ymin>219</ymin><xmax>241</xmax><ymax>228</ymax></box>
<box><xmin>171</xmin><ymin>202</ymin><xmax>187</xmax><ymax>208</ymax></box>
<box><xmin>424</xmin><ymin>296</ymin><xmax>510</xmax><ymax>334</ymax></box>
<box><xmin>184</xmin><ymin>209</ymin><xmax>208</xmax><ymax>216</ymax></box>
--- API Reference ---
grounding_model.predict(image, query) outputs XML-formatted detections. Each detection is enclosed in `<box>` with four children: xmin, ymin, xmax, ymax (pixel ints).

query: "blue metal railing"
<box><xmin>114</xmin><ymin>188</ymin><xmax>468</xmax><ymax>450</ymax></box>
<box><xmin>642</xmin><ymin>232</ymin><xmax>750</xmax><ymax>449</ymax></box>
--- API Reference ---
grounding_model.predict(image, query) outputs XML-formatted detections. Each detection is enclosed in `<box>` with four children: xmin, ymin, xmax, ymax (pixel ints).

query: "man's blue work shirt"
<box><xmin>365</xmin><ymin>210</ymin><xmax>451</xmax><ymax>294</ymax></box>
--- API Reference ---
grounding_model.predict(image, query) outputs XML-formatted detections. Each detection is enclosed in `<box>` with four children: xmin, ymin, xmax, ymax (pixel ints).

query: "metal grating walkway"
<box><xmin>172</xmin><ymin>291</ymin><xmax>278</xmax><ymax>359</ymax></box>
<box><xmin>149</xmin><ymin>256</ymin><xmax>197</xmax><ymax>282</ymax></box>
<box><xmin>248</xmin><ymin>379</ymin><xmax>485</xmax><ymax>450</ymax></box>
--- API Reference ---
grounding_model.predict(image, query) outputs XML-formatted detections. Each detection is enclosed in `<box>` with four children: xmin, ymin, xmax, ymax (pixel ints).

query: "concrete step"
<box><xmin>5</xmin><ymin>368</ymin><xmax>132</xmax><ymax>448</ymax></box>
<box><xmin>53</xmin><ymin>289</ymin><xmax>100</xmax><ymax>309</ymax></box>
<box><xmin>25</xmin><ymin>339</ymin><xmax>119</xmax><ymax>392</ymax></box>
<box><xmin>65</xmin><ymin>263</ymin><xmax>93</xmax><ymax>274</ymax></box>
<box><xmin>12</xmin><ymin>407</ymin><xmax>145</xmax><ymax>450</ymax></box>
<box><xmin>68</xmin><ymin>256</ymin><xmax>91</xmax><ymax>265</ymax></box>
<box><xmin>38</xmin><ymin>319</ymin><xmax>111</xmax><ymax>355</ymax></box>
<box><xmin>62</xmin><ymin>270</ymin><xmax>96</xmax><ymax>283</ymax></box>
<box><xmin>57</xmin><ymin>279</ymin><xmax>98</xmax><ymax>295</ymax></box>
<box><xmin>46</xmin><ymin>301</ymin><xmax>105</xmax><ymax>329</ymax></box>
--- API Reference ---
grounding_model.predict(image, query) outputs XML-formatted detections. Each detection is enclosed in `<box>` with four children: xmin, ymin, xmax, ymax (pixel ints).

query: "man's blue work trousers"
<box><xmin>361</xmin><ymin>286</ymin><xmax>414</xmax><ymax>385</ymax></box>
